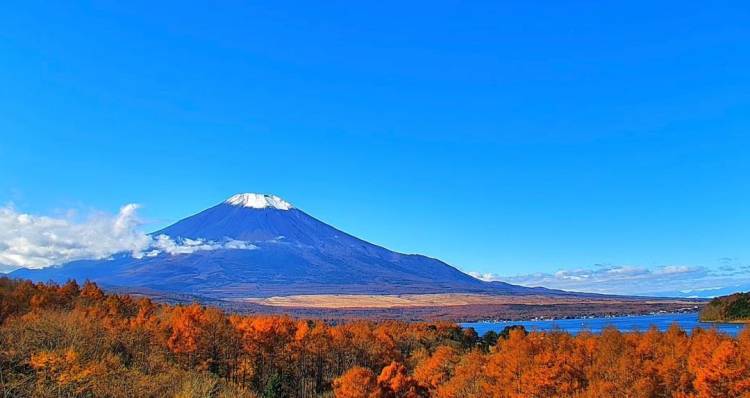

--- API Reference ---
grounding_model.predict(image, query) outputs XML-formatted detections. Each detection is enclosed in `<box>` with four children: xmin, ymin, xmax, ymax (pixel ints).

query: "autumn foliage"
<box><xmin>1</xmin><ymin>277</ymin><xmax>749</xmax><ymax>397</ymax></box>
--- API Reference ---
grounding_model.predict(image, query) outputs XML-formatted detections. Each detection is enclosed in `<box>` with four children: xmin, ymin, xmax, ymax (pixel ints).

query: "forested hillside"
<box><xmin>1</xmin><ymin>277</ymin><xmax>749</xmax><ymax>397</ymax></box>
<box><xmin>700</xmin><ymin>292</ymin><xmax>750</xmax><ymax>322</ymax></box>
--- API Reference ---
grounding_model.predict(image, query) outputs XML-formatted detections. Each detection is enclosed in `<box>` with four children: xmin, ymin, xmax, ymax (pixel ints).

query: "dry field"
<box><xmin>241</xmin><ymin>293</ymin><xmax>699</xmax><ymax>309</ymax></box>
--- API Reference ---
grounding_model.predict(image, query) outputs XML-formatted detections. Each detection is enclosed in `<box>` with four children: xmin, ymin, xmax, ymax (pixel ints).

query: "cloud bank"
<box><xmin>470</xmin><ymin>262</ymin><xmax>750</xmax><ymax>297</ymax></box>
<box><xmin>0</xmin><ymin>204</ymin><xmax>255</xmax><ymax>273</ymax></box>
<box><xmin>148</xmin><ymin>235</ymin><xmax>256</xmax><ymax>256</ymax></box>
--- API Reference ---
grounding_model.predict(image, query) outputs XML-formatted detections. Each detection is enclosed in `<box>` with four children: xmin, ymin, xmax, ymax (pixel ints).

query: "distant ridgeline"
<box><xmin>700</xmin><ymin>292</ymin><xmax>750</xmax><ymax>322</ymax></box>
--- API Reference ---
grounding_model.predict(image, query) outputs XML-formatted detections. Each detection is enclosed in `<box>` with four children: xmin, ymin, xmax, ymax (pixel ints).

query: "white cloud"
<box><xmin>0</xmin><ymin>204</ymin><xmax>152</xmax><ymax>271</ymax></box>
<box><xmin>0</xmin><ymin>204</ymin><xmax>256</xmax><ymax>272</ymax></box>
<box><xmin>469</xmin><ymin>263</ymin><xmax>750</xmax><ymax>297</ymax></box>
<box><xmin>151</xmin><ymin>234</ymin><xmax>256</xmax><ymax>255</ymax></box>
<box><xmin>223</xmin><ymin>239</ymin><xmax>257</xmax><ymax>250</ymax></box>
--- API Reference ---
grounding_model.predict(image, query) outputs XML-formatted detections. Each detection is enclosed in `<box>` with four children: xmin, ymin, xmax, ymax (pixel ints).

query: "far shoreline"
<box><xmin>699</xmin><ymin>319</ymin><xmax>750</xmax><ymax>324</ymax></box>
<box><xmin>463</xmin><ymin>308</ymin><xmax>702</xmax><ymax>325</ymax></box>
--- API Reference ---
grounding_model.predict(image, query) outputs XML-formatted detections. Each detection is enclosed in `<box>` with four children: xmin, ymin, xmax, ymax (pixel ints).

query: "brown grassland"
<box><xmin>241</xmin><ymin>293</ymin><xmax>699</xmax><ymax>308</ymax></box>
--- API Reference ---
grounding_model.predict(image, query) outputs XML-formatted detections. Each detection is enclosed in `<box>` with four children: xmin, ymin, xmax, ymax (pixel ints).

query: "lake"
<box><xmin>461</xmin><ymin>312</ymin><xmax>747</xmax><ymax>337</ymax></box>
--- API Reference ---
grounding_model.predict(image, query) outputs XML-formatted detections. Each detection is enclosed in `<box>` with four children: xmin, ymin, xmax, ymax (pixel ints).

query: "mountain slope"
<box><xmin>11</xmin><ymin>193</ymin><xmax>564</xmax><ymax>299</ymax></box>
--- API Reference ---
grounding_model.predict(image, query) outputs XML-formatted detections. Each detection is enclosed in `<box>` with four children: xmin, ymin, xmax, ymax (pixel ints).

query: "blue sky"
<box><xmin>1</xmin><ymin>1</ymin><xmax>748</xmax><ymax>295</ymax></box>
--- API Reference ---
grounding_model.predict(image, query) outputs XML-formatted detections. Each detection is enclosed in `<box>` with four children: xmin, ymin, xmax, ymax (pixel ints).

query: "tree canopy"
<box><xmin>1</xmin><ymin>277</ymin><xmax>749</xmax><ymax>397</ymax></box>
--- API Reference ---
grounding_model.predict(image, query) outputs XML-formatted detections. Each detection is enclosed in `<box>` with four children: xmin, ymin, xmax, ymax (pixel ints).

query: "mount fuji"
<box><xmin>11</xmin><ymin>193</ymin><xmax>563</xmax><ymax>299</ymax></box>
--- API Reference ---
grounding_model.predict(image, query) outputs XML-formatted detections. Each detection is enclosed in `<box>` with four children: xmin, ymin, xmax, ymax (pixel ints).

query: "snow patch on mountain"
<box><xmin>225</xmin><ymin>193</ymin><xmax>293</xmax><ymax>210</ymax></box>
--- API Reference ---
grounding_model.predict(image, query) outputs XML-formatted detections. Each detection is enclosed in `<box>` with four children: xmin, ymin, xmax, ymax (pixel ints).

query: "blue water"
<box><xmin>461</xmin><ymin>312</ymin><xmax>747</xmax><ymax>337</ymax></box>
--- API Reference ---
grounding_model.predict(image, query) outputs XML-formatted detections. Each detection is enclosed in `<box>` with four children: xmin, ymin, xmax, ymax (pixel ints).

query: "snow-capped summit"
<box><xmin>225</xmin><ymin>193</ymin><xmax>293</xmax><ymax>210</ymax></box>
